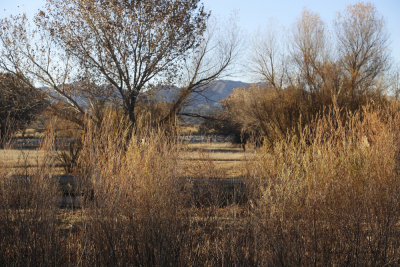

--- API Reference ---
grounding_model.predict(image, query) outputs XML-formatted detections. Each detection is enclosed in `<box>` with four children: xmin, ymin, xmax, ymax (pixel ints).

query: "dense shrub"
<box><xmin>0</xmin><ymin>131</ymin><xmax>62</xmax><ymax>265</ymax></box>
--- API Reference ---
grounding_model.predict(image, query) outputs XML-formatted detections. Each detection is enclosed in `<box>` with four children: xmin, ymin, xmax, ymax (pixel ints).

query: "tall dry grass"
<box><xmin>72</xmin><ymin>114</ymin><xmax>193</xmax><ymax>265</ymax></box>
<box><xmin>0</xmin><ymin>127</ymin><xmax>62</xmax><ymax>266</ymax></box>
<box><xmin>246</xmin><ymin>105</ymin><xmax>400</xmax><ymax>265</ymax></box>
<box><xmin>1</xmin><ymin>106</ymin><xmax>400</xmax><ymax>266</ymax></box>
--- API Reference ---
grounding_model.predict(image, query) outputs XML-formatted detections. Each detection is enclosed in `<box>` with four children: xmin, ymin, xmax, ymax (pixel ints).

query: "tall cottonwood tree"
<box><xmin>38</xmin><ymin>0</ymin><xmax>210</xmax><ymax>126</ymax></box>
<box><xmin>251</xmin><ymin>3</ymin><xmax>389</xmax><ymax>107</ymax></box>
<box><xmin>335</xmin><ymin>2</ymin><xmax>390</xmax><ymax>100</ymax></box>
<box><xmin>0</xmin><ymin>0</ymin><xmax>237</xmax><ymax>128</ymax></box>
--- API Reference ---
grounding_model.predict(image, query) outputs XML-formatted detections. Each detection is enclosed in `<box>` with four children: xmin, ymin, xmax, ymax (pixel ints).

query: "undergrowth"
<box><xmin>1</xmin><ymin>106</ymin><xmax>400</xmax><ymax>266</ymax></box>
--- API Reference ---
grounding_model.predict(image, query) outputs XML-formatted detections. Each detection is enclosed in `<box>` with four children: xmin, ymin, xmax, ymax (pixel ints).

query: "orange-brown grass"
<box><xmin>0</xmin><ymin>149</ymin><xmax>64</xmax><ymax>176</ymax></box>
<box><xmin>1</xmin><ymin>106</ymin><xmax>400</xmax><ymax>265</ymax></box>
<box><xmin>178</xmin><ymin>125</ymin><xmax>199</xmax><ymax>135</ymax></box>
<box><xmin>244</xmin><ymin>105</ymin><xmax>400</xmax><ymax>265</ymax></box>
<box><xmin>65</xmin><ymin>113</ymin><xmax>257</xmax><ymax>265</ymax></box>
<box><xmin>0</xmin><ymin>130</ymin><xmax>62</xmax><ymax>266</ymax></box>
<box><xmin>1</xmin><ymin>149</ymin><xmax>56</xmax><ymax>167</ymax></box>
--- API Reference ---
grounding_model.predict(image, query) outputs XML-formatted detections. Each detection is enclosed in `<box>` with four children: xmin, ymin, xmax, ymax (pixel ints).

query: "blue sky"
<box><xmin>1</xmin><ymin>0</ymin><xmax>399</xmax><ymax>82</ymax></box>
<box><xmin>203</xmin><ymin>0</ymin><xmax>400</xmax><ymax>79</ymax></box>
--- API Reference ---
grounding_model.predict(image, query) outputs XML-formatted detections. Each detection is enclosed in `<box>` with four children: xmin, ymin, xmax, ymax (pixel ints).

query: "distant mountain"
<box><xmin>152</xmin><ymin>79</ymin><xmax>250</xmax><ymax>112</ymax></box>
<box><xmin>144</xmin><ymin>80</ymin><xmax>250</xmax><ymax>124</ymax></box>
<box><xmin>184</xmin><ymin>80</ymin><xmax>250</xmax><ymax>119</ymax></box>
<box><xmin>190</xmin><ymin>80</ymin><xmax>250</xmax><ymax>104</ymax></box>
<box><xmin>42</xmin><ymin>80</ymin><xmax>251</xmax><ymax>121</ymax></box>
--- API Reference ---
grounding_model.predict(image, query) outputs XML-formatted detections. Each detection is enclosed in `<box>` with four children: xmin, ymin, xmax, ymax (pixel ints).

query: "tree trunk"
<box><xmin>162</xmin><ymin>88</ymin><xmax>191</xmax><ymax>126</ymax></box>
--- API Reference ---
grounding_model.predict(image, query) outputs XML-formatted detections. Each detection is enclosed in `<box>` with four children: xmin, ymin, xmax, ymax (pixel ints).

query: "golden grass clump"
<box><xmin>246</xmin><ymin>105</ymin><xmax>400</xmax><ymax>265</ymax></box>
<box><xmin>0</xmin><ymin>127</ymin><xmax>62</xmax><ymax>266</ymax></box>
<box><xmin>72</xmin><ymin>113</ymin><xmax>193</xmax><ymax>265</ymax></box>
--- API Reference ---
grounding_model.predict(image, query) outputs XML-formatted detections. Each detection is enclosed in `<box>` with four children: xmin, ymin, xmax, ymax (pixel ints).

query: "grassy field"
<box><xmin>0</xmin><ymin>149</ymin><xmax>63</xmax><ymax>175</ymax></box>
<box><xmin>1</xmin><ymin>141</ymin><xmax>252</xmax><ymax>178</ymax></box>
<box><xmin>2</xmin><ymin>107</ymin><xmax>400</xmax><ymax>266</ymax></box>
<box><xmin>178</xmin><ymin>142</ymin><xmax>253</xmax><ymax>178</ymax></box>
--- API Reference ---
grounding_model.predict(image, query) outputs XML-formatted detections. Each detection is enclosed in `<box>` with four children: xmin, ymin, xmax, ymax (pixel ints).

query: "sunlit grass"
<box><xmin>2</xmin><ymin>106</ymin><xmax>400</xmax><ymax>265</ymax></box>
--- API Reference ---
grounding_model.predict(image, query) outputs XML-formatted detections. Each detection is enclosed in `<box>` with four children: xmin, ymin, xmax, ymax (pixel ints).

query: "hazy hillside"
<box><xmin>43</xmin><ymin>80</ymin><xmax>250</xmax><ymax>123</ymax></box>
<box><xmin>153</xmin><ymin>80</ymin><xmax>250</xmax><ymax>116</ymax></box>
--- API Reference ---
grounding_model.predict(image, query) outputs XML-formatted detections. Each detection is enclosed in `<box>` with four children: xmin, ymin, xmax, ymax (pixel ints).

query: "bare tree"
<box><xmin>250</xmin><ymin>3</ymin><xmax>390</xmax><ymax>108</ymax></box>
<box><xmin>0</xmin><ymin>0</ymin><xmax>210</xmax><ymax>127</ymax></box>
<box><xmin>0</xmin><ymin>14</ymin><xmax>98</xmax><ymax>127</ymax></box>
<box><xmin>335</xmin><ymin>2</ymin><xmax>390</xmax><ymax>100</ymax></box>
<box><xmin>220</xmin><ymin>2</ymin><xmax>392</xmax><ymax>146</ymax></box>
<box><xmin>250</xmin><ymin>24</ymin><xmax>290</xmax><ymax>91</ymax></box>
<box><xmin>291</xmin><ymin>9</ymin><xmax>330</xmax><ymax>94</ymax></box>
<box><xmin>162</xmin><ymin>15</ymin><xmax>241</xmax><ymax>125</ymax></box>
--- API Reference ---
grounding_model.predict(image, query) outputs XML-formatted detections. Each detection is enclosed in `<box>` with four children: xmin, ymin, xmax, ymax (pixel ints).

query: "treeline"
<box><xmin>203</xmin><ymin>3</ymin><xmax>398</xmax><ymax>146</ymax></box>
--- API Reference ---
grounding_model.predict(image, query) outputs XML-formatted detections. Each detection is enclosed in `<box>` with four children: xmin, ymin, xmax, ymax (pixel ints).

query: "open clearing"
<box><xmin>1</xmin><ymin>140</ymin><xmax>253</xmax><ymax>179</ymax></box>
<box><xmin>178</xmin><ymin>142</ymin><xmax>254</xmax><ymax>178</ymax></box>
<box><xmin>0</xmin><ymin>149</ymin><xmax>63</xmax><ymax>175</ymax></box>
